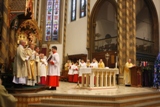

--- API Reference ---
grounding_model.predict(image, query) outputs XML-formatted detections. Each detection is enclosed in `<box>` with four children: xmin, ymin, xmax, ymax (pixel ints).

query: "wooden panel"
<box><xmin>130</xmin><ymin>66</ymin><xmax>142</xmax><ymax>87</ymax></box>
<box><xmin>68</xmin><ymin>54</ymin><xmax>87</xmax><ymax>63</ymax></box>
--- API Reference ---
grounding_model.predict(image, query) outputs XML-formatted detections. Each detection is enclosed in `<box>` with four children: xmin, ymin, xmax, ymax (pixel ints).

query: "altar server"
<box><xmin>73</xmin><ymin>62</ymin><xmax>79</xmax><ymax>83</ymax></box>
<box><xmin>68</xmin><ymin>62</ymin><xmax>75</xmax><ymax>82</ymax></box>
<box><xmin>47</xmin><ymin>46</ymin><xmax>60</xmax><ymax>90</ymax></box>
<box><xmin>39</xmin><ymin>54</ymin><xmax>48</xmax><ymax>85</ymax></box>
<box><xmin>79</xmin><ymin>59</ymin><xmax>87</xmax><ymax>68</ymax></box>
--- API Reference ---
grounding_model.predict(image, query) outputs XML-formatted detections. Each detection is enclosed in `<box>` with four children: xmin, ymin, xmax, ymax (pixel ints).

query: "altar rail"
<box><xmin>79</xmin><ymin>68</ymin><xmax>118</xmax><ymax>89</ymax></box>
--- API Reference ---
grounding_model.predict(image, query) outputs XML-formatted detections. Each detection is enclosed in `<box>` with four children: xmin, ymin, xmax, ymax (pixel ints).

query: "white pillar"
<box><xmin>82</xmin><ymin>74</ymin><xmax>85</xmax><ymax>87</ymax></box>
<box><xmin>96</xmin><ymin>72</ymin><xmax>99</xmax><ymax>87</ymax></box>
<box><xmin>86</xmin><ymin>74</ymin><xmax>89</xmax><ymax>87</ymax></box>
<box><xmin>113</xmin><ymin>72</ymin><xmax>116</xmax><ymax>86</ymax></box>
<box><xmin>100</xmin><ymin>72</ymin><xmax>103</xmax><ymax>87</ymax></box>
<box><xmin>90</xmin><ymin>70</ymin><xmax>95</xmax><ymax>88</ymax></box>
<box><xmin>109</xmin><ymin>72</ymin><xmax>111</xmax><ymax>86</ymax></box>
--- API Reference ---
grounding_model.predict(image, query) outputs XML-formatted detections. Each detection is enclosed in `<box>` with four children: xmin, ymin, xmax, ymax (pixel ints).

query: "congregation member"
<box><xmin>73</xmin><ymin>62</ymin><xmax>79</xmax><ymax>83</ymax></box>
<box><xmin>98</xmin><ymin>59</ymin><xmax>105</xmax><ymax>68</ymax></box>
<box><xmin>124</xmin><ymin>58</ymin><xmax>134</xmax><ymax>86</ymax></box>
<box><xmin>13</xmin><ymin>40</ymin><xmax>28</xmax><ymax>86</ymax></box>
<box><xmin>68</xmin><ymin>62</ymin><xmax>75</xmax><ymax>82</ymax></box>
<box><xmin>0</xmin><ymin>78</ymin><xmax>17</xmax><ymax>107</ymax></box>
<box><xmin>47</xmin><ymin>46</ymin><xmax>60</xmax><ymax>90</ymax></box>
<box><xmin>39</xmin><ymin>54</ymin><xmax>48</xmax><ymax>85</ymax></box>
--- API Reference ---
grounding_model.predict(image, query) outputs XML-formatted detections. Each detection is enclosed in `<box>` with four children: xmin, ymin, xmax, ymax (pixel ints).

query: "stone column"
<box><xmin>117</xmin><ymin>0</ymin><xmax>136</xmax><ymax>84</ymax></box>
<box><xmin>86</xmin><ymin>0</ymin><xmax>90</xmax><ymax>50</ymax></box>
<box><xmin>9</xmin><ymin>28</ymin><xmax>16</xmax><ymax>59</ymax></box>
<box><xmin>63</xmin><ymin>0</ymin><xmax>68</xmax><ymax>64</ymax></box>
<box><xmin>117</xmin><ymin>0</ymin><xmax>126</xmax><ymax>74</ymax></box>
<box><xmin>1</xmin><ymin>0</ymin><xmax>9</xmax><ymax>65</ymax></box>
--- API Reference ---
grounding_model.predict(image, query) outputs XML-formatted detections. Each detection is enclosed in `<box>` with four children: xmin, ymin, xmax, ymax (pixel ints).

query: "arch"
<box><xmin>89</xmin><ymin>0</ymin><xmax>117</xmax><ymax>58</ymax></box>
<box><xmin>145</xmin><ymin>0</ymin><xmax>159</xmax><ymax>55</ymax></box>
<box><xmin>16</xmin><ymin>19</ymin><xmax>42</xmax><ymax>45</ymax></box>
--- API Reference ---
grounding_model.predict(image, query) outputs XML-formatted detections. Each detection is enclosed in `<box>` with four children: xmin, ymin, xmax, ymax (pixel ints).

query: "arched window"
<box><xmin>45</xmin><ymin>0</ymin><xmax>60</xmax><ymax>41</ymax></box>
<box><xmin>80</xmin><ymin>0</ymin><xmax>86</xmax><ymax>18</ymax></box>
<box><xmin>71</xmin><ymin>0</ymin><xmax>77</xmax><ymax>21</ymax></box>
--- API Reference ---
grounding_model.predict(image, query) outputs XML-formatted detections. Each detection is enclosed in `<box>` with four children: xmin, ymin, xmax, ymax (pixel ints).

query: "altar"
<box><xmin>79</xmin><ymin>68</ymin><xmax>118</xmax><ymax>89</ymax></box>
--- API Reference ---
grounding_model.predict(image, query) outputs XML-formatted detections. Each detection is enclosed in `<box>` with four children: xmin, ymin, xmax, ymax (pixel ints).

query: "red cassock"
<box><xmin>68</xmin><ymin>64</ymin><xmax>74</xmax><ymax>82</ymax></box>
<box><xmin>73</xmin><ymin>68</ymin><xmax>78</xmax><ymax>83</ymax></box>
<box><xmin>46</xmin><ymin>52</ymin><xmax>60</xmax><ymax>87</ymax></box>
<box><xmin>40</xmin><ymin>76</ymin><xmax>46</xmax><ymax>85</ymax></box>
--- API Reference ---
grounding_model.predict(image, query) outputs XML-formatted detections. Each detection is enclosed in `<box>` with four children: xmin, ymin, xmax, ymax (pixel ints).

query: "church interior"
<box><xmin>1</xmin><ymin>0</ymin><xmax>160</xmax><ymax>107</ymax></box>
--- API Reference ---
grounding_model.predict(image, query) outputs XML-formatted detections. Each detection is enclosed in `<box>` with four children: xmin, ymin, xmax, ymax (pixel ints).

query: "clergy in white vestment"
<box><xmin>47</xmin><ymin>46</ymin><xmax>60</xmax><ymax>90</ymax></box>
<box><xmin>90</xmin><ymin>58</ymin><xmax>98</xmax><ymax>68</ymax></box>
<box><xmin>39</xmin><ymin>54</ymin><xmax>48</xmax><ymax>85</ymax></box>
<box><xmin>13</xmin><ymin>40</ymin><xmax>28</xmax><ymax>85</ymax></box>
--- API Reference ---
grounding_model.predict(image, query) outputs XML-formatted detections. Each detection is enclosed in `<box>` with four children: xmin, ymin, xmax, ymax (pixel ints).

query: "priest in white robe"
<box><xmin>47</xmin><ymin>46</ymin><xmax>60</xmax><ymax>90</ymax></box>
<box><xmin>13</xmin><ymin>40</ymin><xmax>28</xmax><ymax>85</ymax></box>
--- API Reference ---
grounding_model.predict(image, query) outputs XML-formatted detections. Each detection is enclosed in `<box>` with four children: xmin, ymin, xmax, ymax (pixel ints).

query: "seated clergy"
<box><xmin>98</xmin><ymin>59</ymin><xmax>105</xmax><ymax>68</ymax></box>
<box><xmin>123</xmin><ymin>58</ymin><xmax>134</xmax><ymax>86</ymax></box>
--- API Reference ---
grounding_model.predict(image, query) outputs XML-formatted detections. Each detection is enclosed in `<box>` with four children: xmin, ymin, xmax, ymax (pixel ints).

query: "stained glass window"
<box><xmin>45</xmin><ymin>0</ymin><xmax>60</xmax><ymax>41</ymax></box>
<box><xmin>71</xmin><ymin>0</ymin><xmax>77</xmax><ymax>21</ymax></box>
<box><xmin>80</xmin><ymin>0</ymin><xmax>86</xmax><ymax>18</ymax></box>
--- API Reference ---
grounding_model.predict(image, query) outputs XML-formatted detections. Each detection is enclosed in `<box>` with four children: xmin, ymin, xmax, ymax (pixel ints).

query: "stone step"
<box><xmin>28</xmin><ymin>103</ymin><xmax>109</xmax><ymax>107</ymax></box>
<box><xmin>128</xmin><ymin>100</ymin><xmax>160</xmax><ymax>107</ymax></box>
<box><xmin>51</xmin><ymin>91</ymin><xmax>160</xmax><ymax>101</ymax></box>
<box><xmin>40</xmin><ymin>95</ymin><xmax>160</xmax><ymax>107</ymax></box>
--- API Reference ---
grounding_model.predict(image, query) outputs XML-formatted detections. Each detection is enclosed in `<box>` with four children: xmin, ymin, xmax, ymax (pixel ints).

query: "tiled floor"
<box><xmin>35</xmin><ymin>82</ymin><xmax>157</xmax><ymax>96</ymax></box>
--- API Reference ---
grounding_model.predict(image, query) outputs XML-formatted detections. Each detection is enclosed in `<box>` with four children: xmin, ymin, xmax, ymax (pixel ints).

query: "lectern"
<box><xmin>130</xmin><ymin>66</ymin><xmax>142</xmax><ymax>87</ymax></box>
